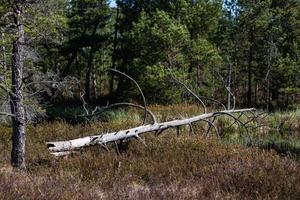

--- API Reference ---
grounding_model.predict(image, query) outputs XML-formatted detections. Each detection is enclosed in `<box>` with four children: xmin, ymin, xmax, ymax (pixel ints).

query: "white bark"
<box><xmin>47</xmin><ymin>108</ymin><xmax>255</xmax><ymax>155</ymax></box>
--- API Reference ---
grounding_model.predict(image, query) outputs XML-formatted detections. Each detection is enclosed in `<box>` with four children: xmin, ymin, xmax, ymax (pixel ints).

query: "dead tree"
<box><xmin>47</xmin><ymin>69</ymin><xmax>259</xmax><ymax>156</ymax></box>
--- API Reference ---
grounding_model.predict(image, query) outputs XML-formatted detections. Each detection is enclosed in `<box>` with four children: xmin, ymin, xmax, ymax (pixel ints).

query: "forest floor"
<box><xmin>0</xmin><ymin>104</ymin><xmax>300</xmax><ymax>199</ymax></box>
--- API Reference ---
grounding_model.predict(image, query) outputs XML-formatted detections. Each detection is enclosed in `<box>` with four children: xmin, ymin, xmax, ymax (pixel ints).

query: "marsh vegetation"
<box><xmin>1</xmin><ymin>105</ymin><xmax>300</xmax><ymax>199</ymax></box>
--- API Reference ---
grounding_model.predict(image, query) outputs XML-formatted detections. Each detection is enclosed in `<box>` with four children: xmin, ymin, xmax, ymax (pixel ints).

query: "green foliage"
<box><xmin>275</xmin><ymin>56</ymin><xmax>300</xmax><ymax>93</ymax></box>
<box><xmin>26</xmin><ymin>0</ymin><xmax>68</xmax><ymax>43</ymax></box>
<box><xmin>178</xmin><ymin>0</ymin><xmax>222</xmax><ymax>38</ymax></box>
<box><xmin>117</xmin><ymin>9</ymin><xmax>224</xmax><ymax>103</ymax></box>
<box><xmin>131</xmin><ymin>10</ymin><xmax>190</xmax><ymax>65</ymax></box>
<box><xmin>114</xmin><ymin>0</ymin><xmax>225</xmax><ymax>103</ymax></box>
<box><xmin>188</xmin><ymin>38</ymin><xmax>223</xmax><ymax>96</ymax></box>
<box><xmin>116</xmin><ymin>10</ymin><xmax>190</xmax><ymax>103</ymax></box>
<box><xmin>1</xmin><ymin>0</ymin><xmax>300</xmax><ymax>108</ymax></box>
<box><xmin>214</xmin><ymin>0</ymin><xmax>300</xmax><ymax>108</ymax></box>
<box><xmin>62</xmin><ymin>0</ymin><xmax>111</xmax><ymax>67</ymax></box>
<box><xmin>139</xmin><ymin>65</ymin><xmax>186</xmax><ymax>103</ymax></box>
<box><xmin>46</xmin><ymin>105</ymin><xmax>143</xmax><ymax>124</ymax></box>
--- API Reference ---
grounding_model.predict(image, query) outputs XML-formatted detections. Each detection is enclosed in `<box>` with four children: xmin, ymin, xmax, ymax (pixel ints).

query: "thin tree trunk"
<box><xmin>227</xmin><ymin>63</ymin><xmax>232</xmax><ymax>110</ymax></box>
<box><xmin>1</xmin><ymin>32</ymin><xmax>9</xmax><ymax>97</ymax></box>
<box><xmin>85</xmin><ymin>22</ymin><xmax>99</xmax><ymax>102</ymax></box>
<box><xmin>109</xmin><ymin>5</ymin><xmax>119</xmax><ymax>96</ymax></box>
<box><xmin>1</xmin><ymin>33</ymin><xmax>7</xmax><ymax>78</ymax></box>
<box><xmin>247</xmin><ymin>30</ymin><xmax>254</xmax><ymax>107</ymax></box>
<box><xmin>247</xmin><ymin>62</ymin><xmax>252</xmax><ymax>107</ymax></box>
<box><xmin>62</xmin><ymin>52</ymin><xmax>77</xmax><ymax>77</ymax></box>
<box><xmin>91</xmin><ymin>58</ymin><xmax>97</xmax><ymax>99</ymax></box>
<box><xmin>62</xmin><ymin>28</ymin><xmax>88</xmax><ymax>77</ymax></box>
<box><xmin>85</xmin><ymin>47</ymin><xmax>94</xmax><ymax>102</ymax></box>
<box><xmin>196</xmin><ymin>65</ymin><xmax>201</xmax><ymax>87</ymax></box>
<box><xmin>11</xmin><ymin>5</ymin><xmax>26</xmax><ymax>170</ymax></box>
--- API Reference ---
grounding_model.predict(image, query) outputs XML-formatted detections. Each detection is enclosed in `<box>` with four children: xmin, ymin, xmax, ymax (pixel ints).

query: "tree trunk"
<box><xmin>10</xmin><ymin>5</ymin><xmax>26</xmax><ymax>170</ymax></box>
<box><xmin>47</xmin><ymin>108</ymin><xmax>255</xmax><ymax>155</ymax></box>
<box><xmin>85</xmin><ymin>48</ymin><xmax>95</xmax><ymax>102</ymax></box>
<box><xmin>247</xmin><ymin>30</ymin><xmax>254</xmax><ymax>107</ymax></box>
<box><xmin>62</xmin><ymin>52</ymin><xmax>77</xmax><ymax>77</ymax></box>
<box><xmin>247</xmin><ymin>53</ymin><xmax>252</xmax><ymax>107</ymax></box>
<box><xmin>91</xmin><ymin>58</ymin><xmax>97</xmax><ymax>99</ymax></box>
<box><xmin>196</xmin><ymin>65</ymin><xmax>201</xmax><ymax>87</ymax></box>
<box><xmin>109</xmin><ymin>5</ymin><xmax>119</xmax><ymax>96</ymax></box>
<box><xmin>1</xmin><ymin>33</ymin><xmax>7</xmax><ymax>78</ymax></box>
<box><xmin>253</xmin><ymin>83</ymin><xmax>256</xmax><ymax>107</ymax></box>
<box><xmin>227</xmin><ymin>63</ymin><xmax>232</xmax><ymax>109</ymax></box>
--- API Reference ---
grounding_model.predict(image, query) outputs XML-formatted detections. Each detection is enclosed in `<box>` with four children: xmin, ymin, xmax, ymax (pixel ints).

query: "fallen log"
<box><xmin>47</xmin><ymin>108</ymin><xmax>255</xmax><ymax>156</ymax></box>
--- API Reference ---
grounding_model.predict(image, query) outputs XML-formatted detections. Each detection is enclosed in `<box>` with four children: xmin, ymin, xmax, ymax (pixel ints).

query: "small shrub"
<box><xmin>1</xmin><ymin>105</ymin><xmax>300</xmax><ymax>199</ymax></box>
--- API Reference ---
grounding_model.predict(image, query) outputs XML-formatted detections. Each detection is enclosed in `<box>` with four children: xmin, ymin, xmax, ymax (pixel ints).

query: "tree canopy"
<box><xmin>1</xmin><ymin>0</ymin><xmax>299</xmax><ymax>109</ymax></box>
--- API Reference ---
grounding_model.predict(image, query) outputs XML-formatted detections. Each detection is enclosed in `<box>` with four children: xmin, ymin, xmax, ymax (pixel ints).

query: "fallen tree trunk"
<box><xmin>47</xmin><ymin>108</ymin><xmax>255</xmax><ymax>156</ymax></box>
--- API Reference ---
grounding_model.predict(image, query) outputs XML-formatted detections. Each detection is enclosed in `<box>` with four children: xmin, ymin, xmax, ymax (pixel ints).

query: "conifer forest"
<box><xmin>0</xmin><ymin>0</ymin><xmax>300</xmax><ymax>199</ymax></box>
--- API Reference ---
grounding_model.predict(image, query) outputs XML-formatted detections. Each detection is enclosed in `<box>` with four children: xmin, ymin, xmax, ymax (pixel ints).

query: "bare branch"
<box><xmin>214</xmin><ymin>111</ymin><xmax>251</xmax><ymax>139</ymax></box>
<box><xmin>0</xmin><ymin>112</ymin><xmax>15</xmax><ymax>117</ymax></box>
<box><xmin>2</xmin><ymin>12</ymin><xmax>15</xmax><ymax>19</ymax></box>
<box><xmin>225</xmin><ymin>86</ymin><xmax>236</xmax><ymax>110</ymax></box>
<box><xmin>109</xmin><ymin>69</ymin><xmax>148</xmax><ymax>125</ymax></box>
<box><xmin>167</xmin><ymin>68</ymin><xmax>207</xmax><ymax>113</ymax></box>
<box><xmin>228</xmin><ymin>113</ymin><xmax>244</xmax><ymax>128</ymax></box>
<box><xmin>134</xmin><ymin>135</ymin><xmax>147</xmax><ymax>146</ymax></box>
<box><xmin>206</xmin><ymin>117</ymin><xmax>216</xmax><ymax>136</ymax></box>
<box><xmin>215</xmin><ymin>68</ymin><xmax>236</xmax><ymax>110</ymax></box>
<box><xmin>106</xmin><ymin>103</ymin><xmax>157</xmax><ymax>124</ymax></box>
<box><xmin>50</xmin><ymin>151</ymin><xmax>74</xmax><ymax>157</ymax></box>
<box><xmin>114</xmin><ymin>141</ymin><xmax>121</xmax><ymax>155</ymax></box>
<box><xmin>78</xmin><ymin>102</ymin><xmax>158</xmax><ymax>125</ymax></box>
<box><xmin>155</xmin><ymin>128</ymin><xmax>168</xmax><ymax>136</ymax></box>
<box><xmin>0</xmin><ymin>83</ymin><xmax>10</xmax><ymax>94</ymax></box>
<box><xmin>188</xmin><ymin>123</ymin><xmax>195</xmax><ymax>135</ymax></box>
<box><xmin>201</xmin><ymin>118</ymin><xmax>220</xmax><ymax>139</ymax></box>
<box><xmin>198</xmin><ymin>95</ymin><xmax>227</xmax><ymax>110</ymax></box>
<box><xmin>80</xmin><ymin>91</ymin><xmax>89</xmax><ymax>116</ymax></box>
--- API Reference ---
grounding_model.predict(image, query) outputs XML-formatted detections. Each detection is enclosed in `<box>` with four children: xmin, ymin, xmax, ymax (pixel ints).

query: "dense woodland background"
<box><xmin>1</xmin><ymin>1</ymin><xmax>300</xmax><ymax>198</ymax></box>
<box><xmin>1</xmin><ymin>0</ymin><xmax>300</xmax><ymax>116</ymax></box>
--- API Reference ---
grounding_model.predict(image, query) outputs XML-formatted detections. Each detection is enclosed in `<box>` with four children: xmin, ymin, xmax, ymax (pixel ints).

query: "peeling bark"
<box><xmin>10</xmin><ymin>3</ymin><xmax>26</xmax><ymax>169</ymax></box>
<box><xmin>47</xmin><ymin>108</ymin><xmax>255</xmax><ymax>156</ymax></box>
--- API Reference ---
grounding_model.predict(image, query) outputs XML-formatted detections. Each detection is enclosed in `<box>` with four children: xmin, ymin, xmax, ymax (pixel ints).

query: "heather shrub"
<box><xmin>1</xmin><ymin>105</ymin><xmax>300</xmax><ymax>199</ymax></box>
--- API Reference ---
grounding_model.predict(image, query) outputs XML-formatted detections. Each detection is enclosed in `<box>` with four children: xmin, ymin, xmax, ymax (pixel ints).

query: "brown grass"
<box><xmin>0</xmin><ymin>104</ymin><xmax>300</xmax><ymax>199</ymax></box>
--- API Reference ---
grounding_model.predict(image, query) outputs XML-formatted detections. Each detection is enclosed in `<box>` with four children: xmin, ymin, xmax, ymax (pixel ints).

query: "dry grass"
<box><xmin>0</xmin><ymin>104</ymin><xmax>300</xmax><ymax>199</ymax></box>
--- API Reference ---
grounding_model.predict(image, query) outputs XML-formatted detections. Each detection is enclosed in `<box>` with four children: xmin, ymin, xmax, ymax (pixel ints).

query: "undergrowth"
<box><xmin>0</xmin><ymin>104</ymin><xmax>300</xmax><ymax>199</ymax></box>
